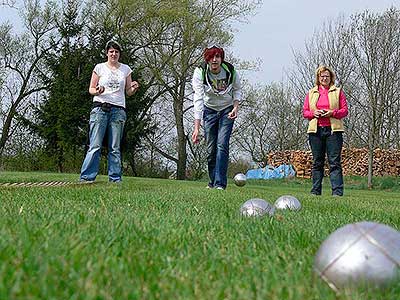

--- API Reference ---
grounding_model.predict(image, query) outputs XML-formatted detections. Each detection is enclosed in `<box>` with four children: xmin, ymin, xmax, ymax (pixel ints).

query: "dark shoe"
<box><xmin>206</xmin><ymin>184</ymin><xmax>214</xmax><ymax>189</ymax></box>
<box><xmin>310</xmin><ymin>192</ymin><xmax>321</xmax><ymax>196</ymax></box>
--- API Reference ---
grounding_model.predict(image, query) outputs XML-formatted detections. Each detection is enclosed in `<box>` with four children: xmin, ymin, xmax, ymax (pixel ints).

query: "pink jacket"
<box><xmin>303</xmin><ymin>86</ymin><xmax>348</xmax><ymax>127</ymax></box>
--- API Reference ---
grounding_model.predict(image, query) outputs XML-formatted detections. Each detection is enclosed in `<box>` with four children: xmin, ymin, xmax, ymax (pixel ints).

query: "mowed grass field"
<box><xmin>0</xmin><ymin>171</ymin><xmax>399</xmax><ymax>300</ymax></box>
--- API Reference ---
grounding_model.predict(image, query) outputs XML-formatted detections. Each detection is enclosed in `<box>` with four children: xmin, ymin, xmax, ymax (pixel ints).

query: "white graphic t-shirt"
<box><xmin>209</xmin><ymin>68</ymin><xmax>228</xmax><ymax>93</ymax></box>
<box><xmin>92</xmin><ymin>62</ymin><xmax>132</xmax><ymax>108</ymax></box>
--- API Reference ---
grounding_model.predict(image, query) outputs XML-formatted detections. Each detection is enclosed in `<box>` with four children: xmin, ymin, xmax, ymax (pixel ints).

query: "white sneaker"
<box><xmin>79</xmin><ymin>179</ymin><xmax>94</xmax><ymax>184</ymax></box>
<box><xmin>215</xmin><ymin>186</ymin><xmax>225</xmax><ymax>190</ymax></box>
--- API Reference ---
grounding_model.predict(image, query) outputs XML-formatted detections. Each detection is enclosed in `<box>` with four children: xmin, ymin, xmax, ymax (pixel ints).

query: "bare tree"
<box><xmin>347</xmin><ymin>8</ymin><xmax>400</xmax><ymax>187</ymax></box>
<box><xmin>290</xmin><ymin>8</ymin><xmax>400</xmax><ymax>188</ymax></box>
<box><xmin>233</xmin><ymin>82</ymin><xmax>304</xmax><ymax>164</ymax></box>
<box><xmin>0</xmin><ymin>0</ymin><xmax>59</xmax><ymax>160</ymax></box>
<box><xmin>290</xmin><ymin>17</ymin><xmax>357</xmax><ymax>145</ymax></box>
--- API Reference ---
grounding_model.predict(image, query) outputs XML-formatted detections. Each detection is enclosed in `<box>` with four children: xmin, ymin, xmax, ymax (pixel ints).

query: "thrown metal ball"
<box><xmin>233</xmin><ymin>173</ymin><xmax>247</xmax><ymax>187</ymax></box>
<box><xmin>274</xmin><ymin>195</ymin><xmax>302</xmax><ymax>211</ymax></box>
<box><xmin>239</xmin><ymin>198</ymin><xmax>275</xmax><ymax>217</ymax></box>
<box><xmin>314</xmin><ymin>221</ymin><xmax>400</xmax><ymax>292</ymax></box>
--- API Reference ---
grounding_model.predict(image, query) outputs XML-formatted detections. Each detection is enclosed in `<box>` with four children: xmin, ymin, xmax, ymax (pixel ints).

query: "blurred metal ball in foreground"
<box><xmin>240</xmin><ymin>198</ymin><xmax>275</xmax><ymax>217</ymax></box>
<box><xmin>314</xmin><ymin>221</ymin><xmax>400</xmax><ymax>292</ymax></box>
<box><xmin>233</xmin><ymin>173</ymin><xmax>247</xmax><ymax>187</ymax></box>
<box><xmin>274</xmin><ymin>195</ymin><xmax>302</xmax><ymax>211</ymax></box>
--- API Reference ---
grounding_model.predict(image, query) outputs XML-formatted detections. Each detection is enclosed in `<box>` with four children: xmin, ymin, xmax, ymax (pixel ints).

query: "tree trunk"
<box><xmin>367</xmin><ymin>147</ymin><xmax>374</xmax><ymax>189</ymax></box>
<box><xmin>57</xmin><ymin>147</ymin><xmax>64</xmax><ymax>173</ymax></box>
<box><xmin>173</xmin><ymin>83</ymin><xmax>187</xmax><ymax>180</ymax></box>
<box><xmin>129</xmin><ymin>157</ymin><xmax>137</xmax><ymax>177</ymax></box>
<box><xmin>0</xmin><ymin>103</ymin><xmax>18</xmax><ymax>157</ymax></box>
<box><xmin>367</xmin><ymin>125</ymin><xmax>375</xmax><ymax>189</ymax></box>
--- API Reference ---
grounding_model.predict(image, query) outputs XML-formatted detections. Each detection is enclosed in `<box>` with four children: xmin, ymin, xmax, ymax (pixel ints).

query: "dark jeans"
<box><xmin>203</xmin><ymin>105</ymin><xmax>234</xmax><ymax>189</ymax></box>
<box><xmin>309</xmin><ymin>127</ymin><xmax>344</xmax><ymax>196</ymax></box>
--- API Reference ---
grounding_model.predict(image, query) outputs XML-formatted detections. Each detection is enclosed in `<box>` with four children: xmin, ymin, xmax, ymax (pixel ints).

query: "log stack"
<box><xmin>267</xmin><ymin>148</ymin><xmax>400</xmax><ymax>178</ymax></box>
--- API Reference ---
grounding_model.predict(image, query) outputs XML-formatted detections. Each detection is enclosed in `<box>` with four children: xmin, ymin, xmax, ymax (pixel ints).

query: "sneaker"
<box><xmin>215</xmin><ymin>186</ymin><xmax>225</xmax><ymax>190</ymax></box>
<box><xmin>79</xmin><ymin>179</ymin><xmax>94</xmax><ymax>184</ymax></box>
<box><xmin>109</xmin><ymin>179</ymin><xmax>122</xmax><ymax>183</ymax></box>
<box><xmin>206</xmin><ymin>184</ymin><xmax>213</xmax><ymax>189</ymax></box>
<box><xmin>310</xmin><ymin>193</ymin><xmax>321</xmax><ymax>196</ymax></box>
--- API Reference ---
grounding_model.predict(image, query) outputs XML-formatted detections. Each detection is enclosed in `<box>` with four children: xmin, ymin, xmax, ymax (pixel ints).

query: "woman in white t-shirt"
<box><xmin>80</xmin><ymin>40</ymin><xmax>139</xmax><ymax>183</ymax></box>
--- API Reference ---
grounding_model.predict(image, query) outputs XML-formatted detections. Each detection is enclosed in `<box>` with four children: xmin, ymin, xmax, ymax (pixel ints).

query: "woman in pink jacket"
<box><xmin>303</xmin><ymin>65</ymin><xmax>348</xmax><ymax>196</ymax></box>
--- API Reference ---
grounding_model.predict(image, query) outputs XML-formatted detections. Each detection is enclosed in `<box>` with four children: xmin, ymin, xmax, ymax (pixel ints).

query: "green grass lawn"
<box><xmin>0</xmin><ymin>171</ymin><xmax>399</xmax><ymax>300</ymax></box>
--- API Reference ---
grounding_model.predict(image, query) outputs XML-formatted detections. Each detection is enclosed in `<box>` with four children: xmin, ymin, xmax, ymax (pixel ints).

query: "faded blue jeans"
<box><xmin>80</xmin><ymin>106</ymin><xmax>126</xmax><ymax>182</ymax></box>
<box><xmin>309</xmin><ymin>126</ymin><xmax>344</xmax><ymax>196</ymax></box>
<box><xmin>203</xmin><ymin>105</ymin><xmax>235</xmax><ymax>189</ymax></box>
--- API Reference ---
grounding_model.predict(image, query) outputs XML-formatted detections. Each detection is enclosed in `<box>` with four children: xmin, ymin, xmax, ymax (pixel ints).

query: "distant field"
<box><xmin>0</xmin><ymin>171</ymin><xmax>399</xmax><ymax>300</ymax></box>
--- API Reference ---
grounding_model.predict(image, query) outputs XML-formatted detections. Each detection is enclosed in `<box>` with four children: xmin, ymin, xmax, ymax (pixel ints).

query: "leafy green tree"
<box><xmin>29</xmin><ymin>0</ymin><xmax>94</xmax><ymax>171</ymax></box>
<box><xmin>34</xmin><ymin>47</ymin><xmax>94</xmax><ymax>171</ymax></box>
<box><xmin>28</xmin><ymin>0</ymin><xmax>152</xmax><ymax>173</ymax></box>
<box><xmin>82</xmin><ymin>0</ymin><xmax>154</xmax><ymax>175</ymax></box>
<box><xmin>116</xmin><ymin>0</ymin><xmax>261</xmax><ymax>179</ymax></box>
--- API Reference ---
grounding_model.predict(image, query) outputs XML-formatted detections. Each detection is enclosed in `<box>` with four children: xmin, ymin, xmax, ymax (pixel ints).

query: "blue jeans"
<box><xmin>203</xmin><ymin>106</ymin><xmax>234</xmax><ymax>189</ymax></box>
<box><xmin>80</xmin><ymin>106</ymin><xmax>126</xmax><ymax>182</ymax></box>
<box><xmin>309</xmin><ymin>127</ymin><xmax>344</xmax><ymax>196</ymax></box>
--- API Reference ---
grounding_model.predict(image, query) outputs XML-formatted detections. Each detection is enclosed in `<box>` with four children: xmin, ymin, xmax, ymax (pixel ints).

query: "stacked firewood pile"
<box><xmin>267</xmin><ymin>148</ymin><xmax>400</xmax><ymax>178</ymax></box>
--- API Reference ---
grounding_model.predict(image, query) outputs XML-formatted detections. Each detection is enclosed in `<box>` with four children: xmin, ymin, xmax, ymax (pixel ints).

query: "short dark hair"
<box><xmin>105</xmin><ymin>40</ymin><xmax>122</xmax><ymax>53</ymax></box>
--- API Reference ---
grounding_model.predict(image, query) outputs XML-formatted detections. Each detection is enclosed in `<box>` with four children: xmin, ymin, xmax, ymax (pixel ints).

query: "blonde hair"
<box><xmin>315</xmin><ymin>65</ymin><xmax>336</xmax><ymax>86</ymax></box>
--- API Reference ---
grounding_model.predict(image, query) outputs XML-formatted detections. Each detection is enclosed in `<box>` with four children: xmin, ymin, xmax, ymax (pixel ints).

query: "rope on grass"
<box><xmin>0</xmin><ymin>181</ymin><xmax>94</xmax><ymax>188</ymax></box>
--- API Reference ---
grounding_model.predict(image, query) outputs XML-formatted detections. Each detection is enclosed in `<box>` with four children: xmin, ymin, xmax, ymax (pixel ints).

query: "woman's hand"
<box><xmin>126</xmin><ymin>76</ymin><xmax>140</xmax><ymax>96</ymax></box>
<box><xmin>96</xmin><ymin>85</ymin><xmax>105</xmax><ymax>95</ymax></box>
<box><xmin>192</xmin><ymin>119</ymin><xmax>201</xmax><ymax>144</ymax></box>
<box><xmin>314</xmin><ymin>109</ymin><xmax>331</xmax><ymax>118</ymax></box>
<box><xmin>321</xmin><ymin>109</ymin><xmax>333</xmax><ymax>117</ymax></box>
<box><xmin>192</xmin><ymin>129</ymin><xmax>200</xmax><ymax>144</ymax></box>
<box><xmin>130</xmin><ymin>81</ymin><xmax>139</xmax><ymax>93</ymax></box>
<box><xmin>228</xmin><ymin>106</ymin><xmax>238</xmax><ymax>119</ymax></box>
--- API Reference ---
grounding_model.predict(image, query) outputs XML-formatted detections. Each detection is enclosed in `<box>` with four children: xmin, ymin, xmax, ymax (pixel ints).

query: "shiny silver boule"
<box><xmin>274</xmin><ymin>195</ymin><xmax>301</xmax><ymax>211</ymax></box>
<box><xmin>233</xmin><ymin>173</ymin><xmax>246</xmax><ymax>187</ymax></box>
<box><xmin>240</xmin><ymin>198</ymin><xmax>275</xmax><ymax>217</ymax></box>
<box><xmin>314</xmin><ymin>221</ymin><xmax>400</xmax><ymax>292</ymax></box>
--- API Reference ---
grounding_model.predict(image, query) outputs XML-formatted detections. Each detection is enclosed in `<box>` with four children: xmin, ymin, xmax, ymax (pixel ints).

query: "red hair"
<box><xmin>203</xmin><ymin>47</ymin><xmax>225</xmax><ymax>62</ymax></box>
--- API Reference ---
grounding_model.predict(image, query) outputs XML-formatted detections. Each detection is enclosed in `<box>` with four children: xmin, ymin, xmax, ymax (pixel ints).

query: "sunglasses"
<box><xmin>206</xmin><ymin>44</ymin><xmax>223</xmax><ymax>50</ymax></box>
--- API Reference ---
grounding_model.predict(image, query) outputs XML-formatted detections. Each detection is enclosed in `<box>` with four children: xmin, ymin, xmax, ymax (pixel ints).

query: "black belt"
<box><xmin>92</xmin><ymin>101</ymin><xmax>125</xmax><ymax>112</ymax></box>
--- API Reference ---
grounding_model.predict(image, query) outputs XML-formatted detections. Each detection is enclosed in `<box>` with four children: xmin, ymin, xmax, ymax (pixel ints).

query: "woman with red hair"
<box><xmin>192</xmin><ymin>46</ymin><xmax>242</xmax><ymax>190</ymax></box>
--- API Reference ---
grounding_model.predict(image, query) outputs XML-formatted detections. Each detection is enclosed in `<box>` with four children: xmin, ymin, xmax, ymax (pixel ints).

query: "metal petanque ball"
<box><xmin>233</xmin><ymin>173</ymin><xmax>247</xmax><ymax>187</ymax></box>
<box><xmin>239</xmin><ymin>198</ymin><xmax>275</xmax><ymax>217</ymax></box>
<box><xmin>314</xmin><ymin>221</ymin><xmax>400</xmax><ymax>292</ymax></box>
<box><xmin>274</xmin><ymin>195</ymin><xmax>302</xmax><ymax>211</ymax></box>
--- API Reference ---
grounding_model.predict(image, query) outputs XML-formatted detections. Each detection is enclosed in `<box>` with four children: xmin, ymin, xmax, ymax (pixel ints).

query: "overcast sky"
<box><xmin>233</xmin><ymin>0</ymin><xmax>400</xmax><ymax>83</ymax></box>
<box><xmin>1</xmin><ymin>0</ymin><xmax>400</xmax><ymax>84</ymax></box>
